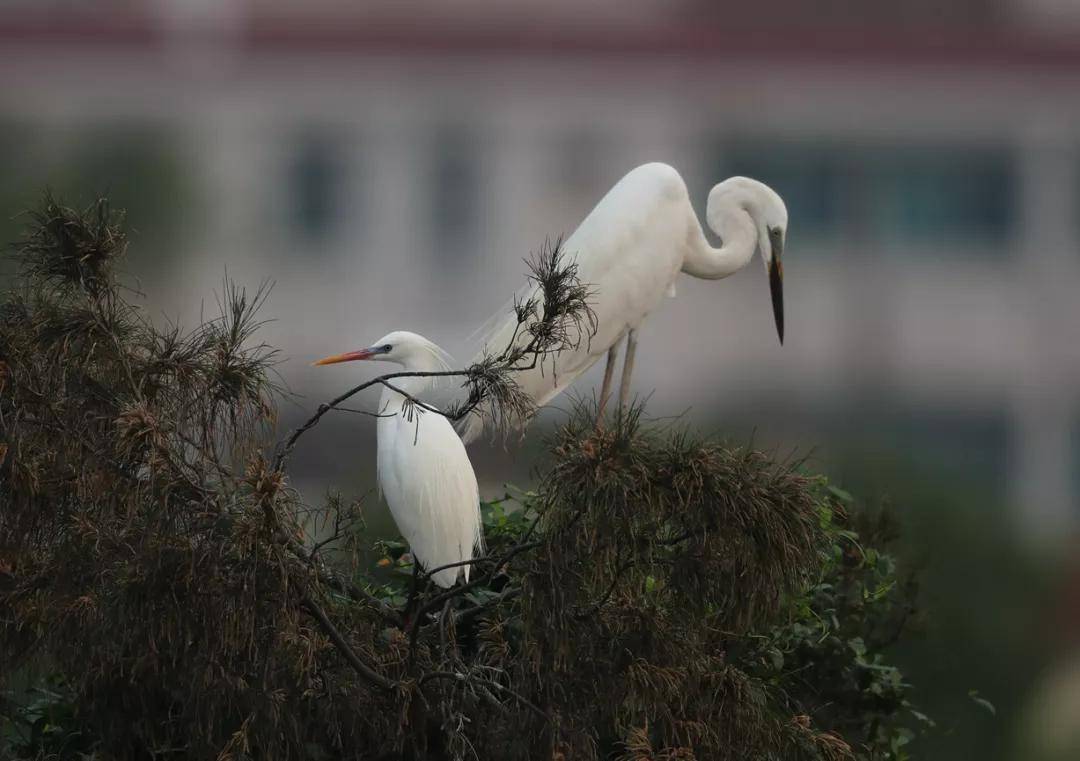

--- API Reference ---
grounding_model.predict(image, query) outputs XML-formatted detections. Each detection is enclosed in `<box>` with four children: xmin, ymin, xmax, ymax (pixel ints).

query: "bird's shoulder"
<box><xmin>622</xmin><ymin>162</ymin><xmax>688</xmax><ymax>202</ymax></box>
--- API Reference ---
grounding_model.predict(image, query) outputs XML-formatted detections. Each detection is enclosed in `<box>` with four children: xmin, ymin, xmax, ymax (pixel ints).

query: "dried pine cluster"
<box><xmin>0</xmin><ymin>196</ymin><xmax>399</xmax><ymax>758</ymax></box>
<box><xmin>485</xmin><ymin>407</ymin><xmax>848</xmax><ymax>760</ymax></box>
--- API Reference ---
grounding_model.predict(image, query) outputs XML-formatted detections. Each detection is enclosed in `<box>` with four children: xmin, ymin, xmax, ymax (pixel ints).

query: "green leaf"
<box><xmin>909</xmin><ymin>709</ymin><xmax>936</xmax><ymax>727</ymax></box>
<box><xmin>968</xmin><ymin>689</ymin><xmax>996</xmax><ymax>716</ymax></box>
<box><xmin>890</xmin><ymin>727</ymin><xmax>913</xmax><ymax>751</ymax></box>
<box><xmin>848</xmin><ymin>637</ymin><xmax>866</xmax><ymax>657</ymax></box>
<box><xmin>766</xmin><ymin>647</ymin><xmax>784</xmax><ymax>671</ymax></box>
<box><xmin>827</xmin><ymin>485</ymin><xmax>854</xmax><ymax>504</ymax></box>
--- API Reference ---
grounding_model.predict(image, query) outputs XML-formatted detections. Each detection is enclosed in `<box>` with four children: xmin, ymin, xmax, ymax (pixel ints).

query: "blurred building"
<box><xmin>1</xmin><ymin>0</ymin><xmax>1079</xmax><ymax>536</ymax></box>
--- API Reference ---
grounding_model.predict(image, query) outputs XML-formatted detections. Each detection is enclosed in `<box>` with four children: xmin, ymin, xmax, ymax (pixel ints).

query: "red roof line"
<box><xmin>1</xmin><ymin>15</ymin><xmax>1079</xmax><ymax>70</ymax></box>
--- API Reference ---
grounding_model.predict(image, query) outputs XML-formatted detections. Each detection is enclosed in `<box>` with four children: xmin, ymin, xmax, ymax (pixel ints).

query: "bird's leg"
<box><xmin>596</xmin><ymin>342</ymin><xmax>621</xmax><ymax>423</ymax></box>
<box><xmin>618</xmin><ymin>329</ymin><xmax>638</xmax><ymax>411</ymax></box>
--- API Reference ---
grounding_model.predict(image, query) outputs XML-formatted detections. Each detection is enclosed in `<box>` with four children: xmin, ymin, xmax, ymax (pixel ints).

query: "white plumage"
<box><xmin>314</xmin><ymin>331</ymin><xmax>483</xmax><ymax>588</ymax></box>
<box><xmin>460</xmin><ymin>162</ymin><xmax>788</xmax><ymax>443</ymax></box>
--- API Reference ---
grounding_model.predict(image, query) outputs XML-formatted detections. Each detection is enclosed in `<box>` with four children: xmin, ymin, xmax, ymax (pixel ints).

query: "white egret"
<box><xmin>461</xmin><ymin>162</ymin><xmax>787</xmax><ymax>443</ymax></box>
<box><xmin>313</xmin><ymin>331</ymin><xmax>483</xmax><ymax>588</ymax></box>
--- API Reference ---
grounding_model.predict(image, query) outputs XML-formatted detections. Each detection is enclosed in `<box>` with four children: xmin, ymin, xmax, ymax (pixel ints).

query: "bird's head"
<box><xmin>706</xmin><ymin>177</ymin><xmax>787</xmax><ymax>344</ymax></box>
<box><xmin>312</xmin><ymin>330</ymin><xmax>453</xmax><ymax>373</ymax></box>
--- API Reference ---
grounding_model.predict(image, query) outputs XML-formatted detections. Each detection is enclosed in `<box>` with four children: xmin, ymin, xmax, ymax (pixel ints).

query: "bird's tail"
<box><xmin>455</xmin><ymin>407</ymin><xmax>488</xmax><ymax>445</ymax></box>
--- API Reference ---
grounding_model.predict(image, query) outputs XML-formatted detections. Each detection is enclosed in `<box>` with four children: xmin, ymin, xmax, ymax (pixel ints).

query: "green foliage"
<box><xmin>746</xmin><ymin>501</ymin><xmax>930</xmax><ymax>760</ymax></box>
<box><xmin>504</xmin><ymin>406</ymin><xmax>835</xmax><ymax>759</ymax></box>
<box><xmin>0</xmin><ymin>193</ymin><xmax>929</xmax><ymax>760</ymax></box>
<box><xmin>820</xmin><ymin>437</ymin><xmax>1047</xmax><ymax>761</ymax></box>
<box><xmin>0</xmin><ymin>674</ymin><xmax>95</xmax><ymax>759</ymax></box>
<box><xmin>360</xmin><ymin>415</ymin><xmax>929</xmax><ymax>760</ymax></box>
<box><xmin>358</xmin><ymin>452</ymin><xmax>928</xmax><ymax>760</ymax></box>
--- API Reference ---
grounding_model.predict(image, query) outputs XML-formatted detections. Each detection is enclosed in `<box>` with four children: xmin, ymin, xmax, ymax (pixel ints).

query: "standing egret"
<box><xmin>460</xmin><ymin>162</ymin><xmax>787</xmax><ymax>443</ymax></box>
<box><xmin>314</xmin><ymin>331</ymin><xmax>483</xmax><ymax>588</ymax></box>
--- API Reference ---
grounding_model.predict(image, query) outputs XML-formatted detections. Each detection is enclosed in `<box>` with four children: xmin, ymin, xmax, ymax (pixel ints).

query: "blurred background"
<box><xmin>0</xmin><ymin>0</ymin><xmax>1078</xmax><ymax>758</ymax></box>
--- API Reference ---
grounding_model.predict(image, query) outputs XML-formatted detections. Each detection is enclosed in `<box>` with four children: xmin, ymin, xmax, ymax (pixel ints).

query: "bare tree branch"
<box><xmin>299</xmin><ymin>588</ymin><xmax>395</xmax><ymax>692</ymax></box>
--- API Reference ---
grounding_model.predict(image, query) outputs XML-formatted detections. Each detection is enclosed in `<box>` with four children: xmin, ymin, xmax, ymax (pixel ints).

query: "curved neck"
<box><xmin>681</xmin><ymin>203</ymin><xmax>758</xmax><ymax>280</ymax></box>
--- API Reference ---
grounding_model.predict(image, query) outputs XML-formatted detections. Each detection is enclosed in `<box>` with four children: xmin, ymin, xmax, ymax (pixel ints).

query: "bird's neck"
<box><xmin>378</xmin><ymin>353</ymin><xmax>448</xmax><ymax>411</ymax></box>
<box><xmin>681</xmin><ymin>204</ymin><xmax>757</xmax><ymax>280</ymax></box>
<box><xmin>379</xmin><ymin>382</ymin><xmax>407</xmax><ymax>413</ymax></box>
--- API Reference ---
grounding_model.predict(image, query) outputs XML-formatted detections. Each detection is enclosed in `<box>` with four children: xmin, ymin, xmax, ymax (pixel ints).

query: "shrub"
<box><xmin>0</xmin><ymin>195</ymin><xmax>925</xmax><ymax>759</ymax></box>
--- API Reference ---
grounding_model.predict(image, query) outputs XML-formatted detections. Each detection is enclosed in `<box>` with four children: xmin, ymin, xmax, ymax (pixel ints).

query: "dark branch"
<box><xmin>454</xmin><ymin>586</ymin><xmax>522</xmax><ymax>626</ymax></box>
<box><xmin>299</xmin><ymin>588</ymin><xmax>395</xmax><ymax>692</ymax></box>
<box><xmin>419</xmin><ymin>670</ymin><xmax>548</xmax><ymax>723</ymax></box>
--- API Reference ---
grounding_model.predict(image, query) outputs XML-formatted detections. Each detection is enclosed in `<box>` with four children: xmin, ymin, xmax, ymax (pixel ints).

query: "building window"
<box><xmin>711</xmin><ymin>136</ymin><xmax>1016</xmax><ymax>253</ymax></box>
<box><xmin>287</xmin><ymin>131</ymin><xmax>344</xmax><ymax>244</ymax></box>
<box><xmin>428</xmin><ymin>127</ymin><xmax>479</xmax><ymax>254</ymax></box>
<box><xmin>825</xmin><ymin>402</ymin><xmax>1011</xmax><ymax>500</ymax></box>
<box><xmin>864</xmin><ymin>144</ymin><xmax>1016</xmax><ymax>247</ymax></box>
<box><xmin>890</xmin><ymin>409</ymin><xmax>1009</xmax><ymax>490</ymax></box>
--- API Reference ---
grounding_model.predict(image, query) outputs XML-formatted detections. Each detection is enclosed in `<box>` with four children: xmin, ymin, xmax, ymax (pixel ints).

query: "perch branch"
<box><xmin>299</xmin><ymin>588</ymin><xmax>395</xmax><ymax>692</ymax></box>
<box><xmin>419</xmin><ymin>671</ymin><xmax>547</xmax><ymax>722</ymax></box>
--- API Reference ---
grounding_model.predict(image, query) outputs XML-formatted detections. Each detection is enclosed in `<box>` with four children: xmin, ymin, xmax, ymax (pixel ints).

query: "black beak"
<box><xmin>768</xmin><ymin>256</ymin><xmax>784</xmax><ymax>345</ymax></box>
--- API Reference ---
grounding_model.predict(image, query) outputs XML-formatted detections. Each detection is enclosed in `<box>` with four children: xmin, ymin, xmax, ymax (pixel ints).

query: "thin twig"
<box><xmin>274</xmin><ymin>241</ymin><xmax>597</xmax><ymax>472</ymax></box>
<box><xmin>573</xmin><ymin>560</ymin><xmax>634</xmax><ymax>619</ymax></box>
<box><xmin>419</xmin><ymin>671</ymin><xmax>548</xmax><ymax>723</ymax></box>
<box><xmin>272</xmin><ymin>369</ymin><xmax>471</xmax><ymax>472</ymax></box>
<box><xmin>299</xmin><ymin>588</ymin><xmax>395</xmax><ymax>692</ymax></box>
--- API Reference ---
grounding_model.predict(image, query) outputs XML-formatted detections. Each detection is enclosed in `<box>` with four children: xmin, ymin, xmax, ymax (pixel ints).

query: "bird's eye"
<box><xmin>382</xmin><ymin>344</ymin><xmax>392</xmax><ymax>352</ymax></box>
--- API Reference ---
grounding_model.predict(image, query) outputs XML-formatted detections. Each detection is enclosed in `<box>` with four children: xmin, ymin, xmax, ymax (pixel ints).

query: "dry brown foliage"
<box><xmin>0</xmin><ymin>195</ymin><xmax>864</xmax><ymax>760</ymax></box>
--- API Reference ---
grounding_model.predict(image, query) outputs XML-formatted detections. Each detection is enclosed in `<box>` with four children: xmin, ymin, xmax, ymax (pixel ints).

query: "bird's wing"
<box><xmin>468</xmin><ymin>279</ymin><xmax>542</xmax><ymax>358</ymax></box>
<box><xmin>457</xmin><ymin>237</ymin><xmax>618</xmax><ymax>443</ymax></box>
<box><xmin>466</xmin><ymin>278</ymin><xmax>537</xmax><ymax>347</ymax></box>
<box><xmin>457</xmin><ymin>311</ymin><xmax>611</xmax><ymax>444</ymax></box>
<box><xmin>459</xmin><ymin>163</ymin><xmax>692</xmax><ymax>444</ymax></box>
<box><xmin>457</xmin><ymin>279</ymin><xmax>540</xmax><ymax>443</ymax></box>
<box><xmin>383</xmin><ymin>410</ymin><xmax>483</xmax><ymax>587</ymax></box>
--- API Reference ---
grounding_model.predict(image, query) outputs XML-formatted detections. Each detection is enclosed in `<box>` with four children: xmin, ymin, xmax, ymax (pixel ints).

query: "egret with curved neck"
<box><xmin>461</xmin><ymin>162</ymin><xmax>787</xmax><ymax>443</ymax></box>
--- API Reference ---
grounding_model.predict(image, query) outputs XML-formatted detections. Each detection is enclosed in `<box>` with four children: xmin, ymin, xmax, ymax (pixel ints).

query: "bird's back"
<box><xmin>378</xmin><ymin>396</ymin><xmax>483</xmax><ymax>587</ymax></box>
<box><xmin>462</xmin><ymin>162</ymin><xmax>693</xmax><ymax>442</ymax></box>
